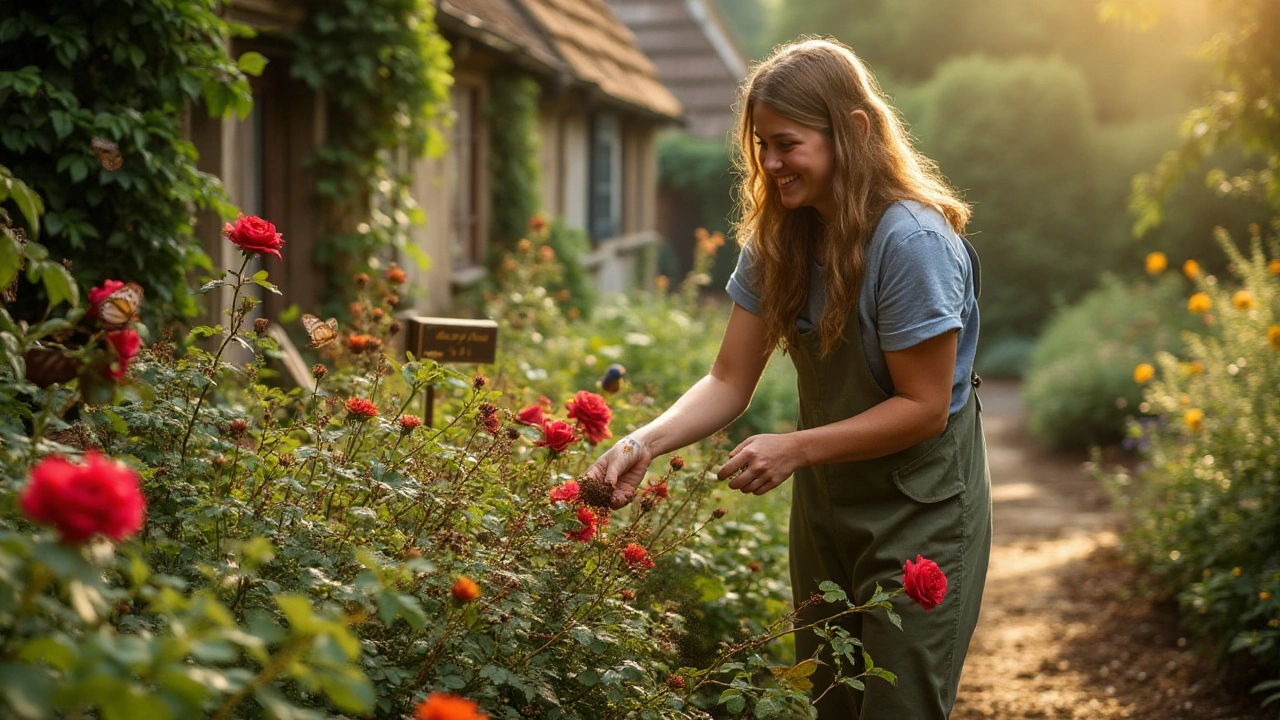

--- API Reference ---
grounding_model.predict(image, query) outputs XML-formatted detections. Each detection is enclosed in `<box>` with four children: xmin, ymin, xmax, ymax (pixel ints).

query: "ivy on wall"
<box><xmin>0</xmin><ymin>1</ymin><xmax>259</xmax><ymax>322</ymax></box>
<box><xmin>485</xmin><ymin>73</ymin><xmax>542</xmax><ymax>259</ymax></box>
<box><xmin>291</xmin><ymin>0</ymin><xmax>454</xmax><ymax>313</ymax></box>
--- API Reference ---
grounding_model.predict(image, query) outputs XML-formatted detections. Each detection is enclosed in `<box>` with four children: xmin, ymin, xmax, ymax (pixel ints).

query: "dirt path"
<box><xmin>951</xmin><ymin>380</ymin><xmax>1268</xmax><ymax>720</ymax></box>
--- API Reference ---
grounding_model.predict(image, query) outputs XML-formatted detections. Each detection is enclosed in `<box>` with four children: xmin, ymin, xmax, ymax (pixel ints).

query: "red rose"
<box><xmin>622</xmin><ymin>542</ymin><xmax>655</xmax><ymax>570</ymax></box>
<box><xmin>414</xmin><ymin>693</ymin><xmax>488</xmax><ymax>720</ymax></box>
<box><xmin>538</xmin><ymin>420</ymin><xmax>575</xmax><ymax>452</ymax></box>
<box><xmin>222</xmin><ymin>215</ymin><xmax>284</xmax><ymax>260</ymax></box>
<box><xmin>566</xmin><ymin>505</ymin><xmax>598</xmax><ymax>542</ymax></box>
<box><xmin>566</xmin><ymin>390</ymin><xmax>611</xmax><ymax>444</ymax></box>
<box><xmin>105</xmin><ymin>329</ymin><xmax>141</xmax><ymax>380</ymax></box>
<box><xmin>549</xmin><ymin>480</ymin><xmax>579</xmax><ymax>503</ymax></box>
<box><xmin>345</xmin><ymin>397</ymin><xmax>378</xmax><ymax>419</ymax></box>
<box><xmin>87</xmin><ymin>279</ymin><xmax>125</xmax><ymax>319</ymax></box>
<box><xmin>450</xmin><ymin>576</ymin><xmax>481</xmax><ymax>602</ymax></box>
<box><xmin>903</xmin><ymin>555</ymin><xmax>948</xmax><ymax>611</ymax></box>
<box><xmin>398</xmin><ymin>414</ymin><xmax>423</xmax><ymax>431</ymax></box>
<box><xmin>21</xmin><ymin>452</ymin><xmax>146</xmax><ymax>543</ymax></box>
<box><xmin>515</xmin><ymin>404</ymin><xmax>545</xmax><ymax>426</ymax></box>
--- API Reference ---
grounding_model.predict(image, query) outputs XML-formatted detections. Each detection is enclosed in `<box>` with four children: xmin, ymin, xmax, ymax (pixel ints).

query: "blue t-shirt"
<box><xmin>726</xmin><ymin>200</ymin><xmax>979</xmax><ymax>415</ymax></box>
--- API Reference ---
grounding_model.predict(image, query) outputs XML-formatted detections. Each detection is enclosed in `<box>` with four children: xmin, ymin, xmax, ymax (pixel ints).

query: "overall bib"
<box><xmin>787</xmin><ymin>257</ymin><xmax>992</xmax><ymax>719</ymax></box>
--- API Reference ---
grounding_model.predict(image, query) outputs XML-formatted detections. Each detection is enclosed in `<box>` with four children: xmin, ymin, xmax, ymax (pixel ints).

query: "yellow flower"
<box><xmin>1145</xmin><ymin>252</ymin><xmax>1167</xmax><ymax>274</ymax></box>
<box><xmin>1184</xmin><ymin>408</ymin><xmax>1203</xmax><ymax>432</ymax></box>
<box><xmin>1232</xmin><ymin>290</ymin><xmax>1256</xmax><ymax>310</ymax></box>
<box><xmin>1271</xmin><ymin>619</ymin><xmax>1279</xmax><ymax>628</ymax></box>
<box><xmin>1133</xmin><ymin>363</ymin><xmax>1155</xmax><ymax>384</ymax></box>
<box><xmin>1233</xmin><ymin>567</ymin><xmax>1242</xmax><ymax>577</ymax></box>
<box><xmin>1269</xmin><ymin>325</ymin><xmax>1280</xmax><ymax>351</ymax></box>
<box><xmin>1181</xmin><ymin>361</ymin><xmax>1204</xmax><ymax>375</ymax></box>
<box><xmin>1188</xmin><ymin>292</ymin><xmax>1212</xmax><ymax>314</ymax></box>
<box><xmin>1269</xmin><ymin>259</ymin><xmax>1280</xmax><ymax>275</ymax></box>
<box><xmin>1182</xmin><ymin>259</ymin><xmax>1200</xmax><ymax>277</ymax></box>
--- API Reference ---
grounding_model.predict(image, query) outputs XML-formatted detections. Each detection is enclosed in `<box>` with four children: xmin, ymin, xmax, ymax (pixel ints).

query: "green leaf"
<box><xmin>252</xmin><ymin>685</ymin><xmax>324</xmax><ymax>720</ymax></box>
<box><xmin>38</xmin><ymin>262</ymin><xmax>78</xmax><ymax>308</ymax></box>
<box><xmin>0</xmin><ymin>663</ymin><xmax>53</xmax><ymax>719</ymax></box>
<box><xmin>197</xmin><ymin>279</ymin><xmax>225</xmax><ymax>294</ymax></box>
<box><xmin>253</xmin><ymin>276</ymin><xmax>281</xmax><ymax>295</ymax></box>
<box><xmin>188</xmin><ymin>325</ymin><xmax>221</xmax><ymax>340</ymax></box>
<box><xmin>725</xmin><ymin>695</ymin><xmax>746</xmax><ymax>714</ymax></box>
<box><xmin>237</xmin><ymin>51</ymin><xmax>268</xmax><ymax>76</ymax></box>
<box><xmin>0</xmin><ymin>229</ymin><xmax>21</xmax><ymax>289</ymax></box>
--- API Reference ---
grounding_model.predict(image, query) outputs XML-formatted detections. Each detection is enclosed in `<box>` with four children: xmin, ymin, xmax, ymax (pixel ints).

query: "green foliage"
<box><xmin>1022</xmin><ymin>274</ymin><xmax>1204</xmax><ymax>449</ymax></box>
<box><xmin>1101</xmin><ymin>226</ymin><xmax>1280</xmax><ymax>697</ymax></box>
<box><xmin>0</xmin><ymin>1</ymin><xmax>257</xmax><ymax>322</ymax></box>
<box><xmin>487</xmin><ymin>75</ymin><xmax>542</xmax><ymax>258</ymax></box>
<box><xmin>656</xmin><ymin>132</ymin><xmax>740</xmax><ymax>286</ymax></box>
<box><xmin>0</xmin><ymin>230</ymin><xmax>914</xmax><ymax>718</ymax></box>
<box><xmin>1128</xmin><ymin>0</ymin><xmax>1280</xmax><ymax>233</ymax></box>
<box><xmin>291</xmin><ymin>0</ymin><xmax>453</xmax><ymax>314</ymax></box>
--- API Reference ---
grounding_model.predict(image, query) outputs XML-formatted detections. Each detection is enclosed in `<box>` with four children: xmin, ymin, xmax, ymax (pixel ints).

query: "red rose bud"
<box><xmin>354</xmin><ymin>272</ymin><xmax>370</xmax><ymax>287</ymax></box>
<box><xmin>515</xmin><ymin>404</ymin><xmax>545</xmax><ymax>426</ymax></box>
<box><xmin>903</xmin><ymin>555</ymin><xmax>948</xmax><ymax>611</ymax></box>
<box><xmin>669</xmin><ymin>456</ymin><xmax>685</xmax><ymax>471</ymax></box>
<box><xmin>104</xmin><ymin>329</ymin><xmax>141</xmax><ymax>380</ymax></box>
<box><xmin>398</xmin><ymin>414</ymin><xmax>423</xmax><ymax>431</ymax></box>
<box><xmin>478</xmin><ymin>403</ymin><xmax>501</xmax><ymax>434</ymax></box>
<box><xmin>472</xmin><ymin>374</ymin><xmax>487</xmax><ymax>390</ymax></box>
<box><xmin>666</xmin><ymin>674</ymin><xmax>686</xmax><ymax>690</ymax></box>
<box><xmin>549</xmin><ymin>480</ymin><xmax>580</xmax><ymax>503</ymax></box>
<box><xmin>538</xmin><ymin>420</ymin><xmax>575</xmax><ymax>452</ymax></box>
<box><xmin>228</xmin><ymin>419</ymin><xmax>248</xmax><ymax>437</ymax></box>
<box><xmin>345</xmin><ymin>397</ymin><xmax>378</xmax><ymax>419</ymax></box>
<box><xmin>87</xmin><ymin>279</ymin><xmax>125</xmax><ymax>320</ymax></box>
<box><xmin>712</xmin><ymin>508</ymin><xmax>727</xmax><ymax>519</ymax></box>
<box><xmin>223</xmin><ymin>215</ymin><xmax>284</xmax><ymax>260</ymax></box>
<box><xmin>21</xmin><ymin>452</ymin><xmax>145</xmax><ymax>543</ymax></box>
<box><xmin>450</xmin><ymin>576</ymin><xmax>482</xmax><ymax>602</ymax></box>
<box><xmin>566</xmin><ymin>390</ymin><xmax>612</xmax><ymax>445</ymax></box>
<box><xmin>621</xmin><ymin>589</ymin><xmax>636</xmax><ymax>601</ymax></box>
<box><xmin>312</xmin><ymin>363</ymin><xmax>328</xmax><ymax>379</ymax></box>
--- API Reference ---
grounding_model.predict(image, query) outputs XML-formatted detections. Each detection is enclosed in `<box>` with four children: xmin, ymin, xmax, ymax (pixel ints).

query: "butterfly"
<box><xmin>90</xmin><ymin>137</ymin><xmax>123</xmax><ymax>171</ymax></box>
<box><xmin>98</xmin><ymin>282</ymin><xmax>144</xmax><ymax>328</ymax></box>
<box><xmin>302</xmin><ymin>314</ymin><xmax>338</xmax><ymax>348</ymax></box>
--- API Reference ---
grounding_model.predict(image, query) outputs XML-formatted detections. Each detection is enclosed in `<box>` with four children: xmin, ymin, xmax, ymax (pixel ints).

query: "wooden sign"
<box><xmin>404</xmin><ymin>316</ymin><xmax>498</xmax><ymax>364</ymax></box>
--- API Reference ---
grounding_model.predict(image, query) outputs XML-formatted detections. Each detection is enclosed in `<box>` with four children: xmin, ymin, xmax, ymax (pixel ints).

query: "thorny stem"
<box><xmin>181</xmin><ymin>255</ymin><xmax>252</xmax><ymax>463</ymax></box>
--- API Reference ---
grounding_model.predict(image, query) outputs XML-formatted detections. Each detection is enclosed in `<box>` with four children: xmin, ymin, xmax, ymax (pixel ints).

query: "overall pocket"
<box><xmin>891</xmin><ymin>422</ymin><xmax>964</xmax><ymax>504</ymax></box>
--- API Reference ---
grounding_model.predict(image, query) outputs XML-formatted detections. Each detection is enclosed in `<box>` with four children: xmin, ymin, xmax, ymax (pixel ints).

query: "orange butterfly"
<box><xmin>302</xmin><ymin>314</ymin><xmax>338</xmax><ymax>348</ymax></box>
<box><xmin>98</xmin><ymin>282</ymin><xmax>144</xmax><ymax>328</ymax></box>
<box><xmin>90</xmin><ymin>137</ymin><xmax>122</xmax><ymax>171</ymax></box>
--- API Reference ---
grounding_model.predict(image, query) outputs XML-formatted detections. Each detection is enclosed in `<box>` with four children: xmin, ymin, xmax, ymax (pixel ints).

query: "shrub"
<box><xmin>1101</xmin><ymin>224</ymin><xmax>1280</xmax><ymax>700</ymax></box>
<box><xmin>0</xmin><ymin>208</ymin><xmax>930</xmax><ymax>718</ymax></box>
<box><xmin>1022</xmin><ymin>272</ymin><xmax>1203</xmax><ymax>449</ymax></box>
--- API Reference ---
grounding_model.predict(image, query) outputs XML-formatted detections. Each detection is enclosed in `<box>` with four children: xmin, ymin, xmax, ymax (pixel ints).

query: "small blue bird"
<box><xmin>600</xmin><ymin>363</ymin><xmax>627</xmax><ymax>394</ymax></box>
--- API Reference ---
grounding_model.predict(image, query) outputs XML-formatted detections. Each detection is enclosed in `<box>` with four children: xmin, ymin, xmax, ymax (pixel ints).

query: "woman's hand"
<box><xmin>583</xmin><ymin>437</ymin><xmax>655</xmax><ymax>509</ymax></box>
<box><xmin>718</xmin><ymin>433</ymin><xmax>804</xmax><ymax>495</ymax></box>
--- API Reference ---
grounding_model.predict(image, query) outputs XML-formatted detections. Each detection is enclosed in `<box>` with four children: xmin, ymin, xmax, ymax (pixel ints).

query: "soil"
<box><xmin>951</xmin><ymin>380</ymin><xmax>1273</xmax><ymax>720</ymax></box>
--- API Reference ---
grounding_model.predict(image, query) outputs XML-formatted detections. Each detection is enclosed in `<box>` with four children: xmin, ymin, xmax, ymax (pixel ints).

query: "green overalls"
<box><xmin>787</xmin><ymin>251</ymin><xmax>992</xmax><ymax>719</ymax></box>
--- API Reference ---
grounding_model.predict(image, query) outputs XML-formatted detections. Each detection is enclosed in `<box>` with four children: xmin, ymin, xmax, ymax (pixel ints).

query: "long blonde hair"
<box><xmin>732</xmin><ymin>38</ymin><xmax>970</xmax><ymax>356</ymax></box>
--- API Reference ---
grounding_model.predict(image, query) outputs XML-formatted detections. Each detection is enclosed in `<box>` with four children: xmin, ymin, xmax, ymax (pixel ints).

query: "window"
<box><xmin>450</xmin><ymin>84</ymin><xmax>482</xmax><ymax>268</ymax></box>
<box><xmin>588</xmin><ymin>112</ymin><xmax>622</xmax><ymax>241</ymax></box>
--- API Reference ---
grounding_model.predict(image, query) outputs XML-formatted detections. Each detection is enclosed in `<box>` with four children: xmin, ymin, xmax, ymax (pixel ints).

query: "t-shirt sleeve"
<box><xmin>876</xmin><ymin>229</ymin><xmax>967</xmax><ymax>351</ymax></box>
<box><xmin>725</xmin><ymin>243</ymin><xmax>763</xmax><ymax>315</ymax></box>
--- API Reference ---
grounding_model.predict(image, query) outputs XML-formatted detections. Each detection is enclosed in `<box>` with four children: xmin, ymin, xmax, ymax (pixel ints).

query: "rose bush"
<box><xmin>0</xmin><ymin>212</ymin><xmax>935</xmax><ymax>718</ymax></box>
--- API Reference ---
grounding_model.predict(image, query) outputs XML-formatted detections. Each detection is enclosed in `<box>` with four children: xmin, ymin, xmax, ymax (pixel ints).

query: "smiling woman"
<box><xmin>585</xmin><ymin>37</ymin><xmax>990</xmax><ymax>720</ymax></box>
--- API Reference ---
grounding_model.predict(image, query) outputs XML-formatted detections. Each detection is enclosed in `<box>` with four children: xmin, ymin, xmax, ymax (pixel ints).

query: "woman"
<box><xmin>586</xmin><ymin>38</ymin><xmax>991</xmax><ymax>719</ymax></box>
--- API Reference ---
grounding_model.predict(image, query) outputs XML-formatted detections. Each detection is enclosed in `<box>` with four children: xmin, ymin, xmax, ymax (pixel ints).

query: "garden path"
<box><xmin>950</xmin><ymin>380</ymin><xmax>1267</xmax><ymax>720</ymax></box>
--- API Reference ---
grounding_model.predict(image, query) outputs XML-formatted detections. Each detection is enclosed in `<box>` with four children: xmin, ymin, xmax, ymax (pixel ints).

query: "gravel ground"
<box><xmin>950</xmin><ymin>381</ymin><xmax>1272</xmax><ymax>720</ymax></box>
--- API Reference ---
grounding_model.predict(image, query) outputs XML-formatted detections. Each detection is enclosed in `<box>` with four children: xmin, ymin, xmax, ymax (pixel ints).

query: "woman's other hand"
<box><xmin>584</xmin><ymin>436</ymin><xmax>655</xmax><ymax>509</ymax></box>
<box><xmin>718</xmin><ymin>433</ymin><xmax>803</xmax><ymax>495</ymax></box>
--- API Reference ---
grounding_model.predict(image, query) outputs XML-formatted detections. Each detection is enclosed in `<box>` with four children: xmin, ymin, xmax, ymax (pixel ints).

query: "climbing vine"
<box><xmin>0</xmin><ymin>1</ymin><xmax>258</xmax><ymax>322</ymax></box>
<box><xmin>486</xmin><ymin>73</ymin><xmax>542</xmax><ymax>259</ymax></box>
<box><xmin>291</xmin><ymin>0</ymin><xmax>454</xmax><ymax>313</ymax></box>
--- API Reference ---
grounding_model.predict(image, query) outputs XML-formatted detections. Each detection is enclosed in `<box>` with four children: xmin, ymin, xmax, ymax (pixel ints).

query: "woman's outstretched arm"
<box><xmin>583</xmin><ymin>303</ymin><xmax>772</xmax><ymax>508</ymax></box>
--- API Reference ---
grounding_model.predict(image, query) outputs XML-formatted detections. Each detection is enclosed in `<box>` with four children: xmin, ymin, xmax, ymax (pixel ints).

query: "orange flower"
<box><xmin>1144</xmin><ymin>252</ymin><xmax>1167</xmax><ymax>274</ymax></box>
<box><xmin>1268</xmin><ymin>325</ymin><xmax>1280</xmax><ymax>350</ymax></box>
<box><xmin>346</xmin><ymin>397</ymin><xmax>378</xmax><ymax>419</ymax></box>
<box><xmin>1133</xmin><ymin>363</ymin><xmax>1154</xmax><ymax>384</ymax></box>
<box><xmin>654</xmin><ymin>275</ymin><xmax>669</xmax><ymax>291</ymax></box>
<box><xmin>622</xmin><ymin>542</ymin><xmax>655</xmax><ymax>570</ymax></box>
<box><xmin>1187</xmin><ymin>292</ymin><xmax>1212</xmax><ymax>314</ymax></box>
<box><xmin>1184</xmin><ymin>408</ymin><xmax>1203</xmax><ymax>432</ymax></box>
<box><xmin>414</xmin><ymin>693</ymin><xmax>488</xmax><ymax>720</ymax></box>
<box><xmin>1269</xmin><ymin>259</ymin><xmax>1280</xmax><ymax>275</ymax></box>
<box><xmin>1182</xmin><ymin>259</ymin><xmax>1200</xmax><ymax>278</ymax></box>
<box><xmin>385</xmin><ymin>264</ymin><xmax>408</xmax><ymax>284</ymax></box>
<box><xmin>1181</xmin><ymin>361</ymin><xmax>1204</xmax><ymax>375</ymax></box>
<box><xmin>450</xmin><ymin>577</ymin><xmax>481</xmax><ymax>602</ymax></box>
<box><xmin>1232</xmin><ymin>290</ymin><xmax>1256</xmax><ymax>310</ymax></box>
